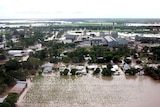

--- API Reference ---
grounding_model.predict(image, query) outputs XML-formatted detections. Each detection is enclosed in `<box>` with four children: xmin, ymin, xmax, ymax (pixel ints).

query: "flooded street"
<box><xmin>21</xmin><ymin>75</ymin><xmax>160</xmax><ymax>107</ymax></box>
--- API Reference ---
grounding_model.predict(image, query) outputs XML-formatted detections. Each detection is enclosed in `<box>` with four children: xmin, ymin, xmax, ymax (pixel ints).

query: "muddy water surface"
<box><xmin>22</xmin><ymin>75</ymin><xmax>160</xmax><ymax>107</ymax></box>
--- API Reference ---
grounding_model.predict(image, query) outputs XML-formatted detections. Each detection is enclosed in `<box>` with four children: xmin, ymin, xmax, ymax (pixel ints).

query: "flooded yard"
<box><xmin>21</xmin><ymin>75</ymin><xmax>160</xmax><ymax>107</ymax></box>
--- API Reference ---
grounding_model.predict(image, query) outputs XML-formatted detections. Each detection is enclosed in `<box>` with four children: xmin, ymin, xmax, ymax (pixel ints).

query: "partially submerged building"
<box><xmin>41</xmin><ymin>62</ymin><xmax>54</xmax><ymax>73</ymax></box>
<box><xmin>9</xmin><ymin>81</ymin><xmax>27</xmax><ymax>96</ymax></box>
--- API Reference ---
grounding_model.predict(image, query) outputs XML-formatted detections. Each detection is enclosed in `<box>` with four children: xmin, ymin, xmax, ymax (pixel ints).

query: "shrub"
<box><xmin>70</xmin><ymin>69</ymin><xmax>77</xmax><ymax>75</ymax></box>
<box><xmin>102</xmin><ymin>68</ymin><xmax>114</xmax><ymax>76</ymax></box>
<box><xmin>93</xmin><ymin>68</ymin><xmax>100</xmax><ymax>74</ymax></box>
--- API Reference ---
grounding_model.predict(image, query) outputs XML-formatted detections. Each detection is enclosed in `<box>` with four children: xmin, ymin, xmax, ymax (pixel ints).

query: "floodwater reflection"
<box><xmin>22</xmin><ymin>75</ymin><xmax>160</xmax><ymax>107</ymax></box>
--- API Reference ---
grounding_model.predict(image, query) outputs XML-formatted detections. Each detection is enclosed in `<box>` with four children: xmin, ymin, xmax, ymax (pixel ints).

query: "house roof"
<box><xmin>123</xmin><ymin>63</ymin><xmax>130</xmax><ymax>70</ymax></box>
<box><xmin>9</xmin><ymin>81</ymin><xmax>27</xmax><ymax>95</ymax></box>
<box><xmin>104</xmin><ymin>36</ymin><xmax>116</xmax><ymax>42</ymax></box>
<box><xmin>43</xmin><ymin>67</ymin><xmax>52</xmax><ymax>72</ymax></box>
<box><xmin>91</xmin><ymin>37</ymin><xmax>103</xmax><ymax>41</ymax></box>
<box><xmin>88</xmin><ymin>65</ymin><xmax>98</xmax><ymax>69</ymax></box>
<box><xmin>0</xmin><ymin>98</ymin><xmax>5</xmax><ymax>103</ymax></box>
<box><xmin>116</xmin><ymin>38</ymin><xmax>128</xmax><ymax>45</ymax></box>
<box><xmin>76</xmin><ymin>66</ymin><xmax>84</xmax><ymax>70</ymax></box>
<box><xmin>41</xmin><ymin>62</ymin><xmax>53</xmax><ymax>68</ymax></box>
<box><xmin>113</xmin><ymin>65</ymin><xmax>119</xmax><ymax>70</ymax></box>
<box><xmin>65</xmin><ymin>34</ymin><xmax>76</xmax><ymax>40</ymax></box>
<box><xmin>8</xmin><ymin>50</ymin><xmax>23</xmax><ymax>55</ymax></box>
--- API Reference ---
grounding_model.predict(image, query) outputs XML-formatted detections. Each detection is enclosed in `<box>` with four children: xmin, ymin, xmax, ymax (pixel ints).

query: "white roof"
<box><xmin>8</xmin><ymin>50</ymin><xmax>23</xmax><ymax>55</ymax></box>
<box><xmin>13</xmin><ymin>53</ymin><xmax>23</xmax><ymax>57</ymax></box>
<box><xmin>0</xmin><ymin>98</ymin><xmax>5</xmax><ymax>103</ymax></box>
<box><xmin>43</xmin><ymin>66</ymin><xmax>52</xmax><ymax>72</ymax></box>
<box><xmin>124</xmin><ymin>63</ymin><xmax>130</xmax><ymax>70</ymax></box>
<box><xmin>76</xmin><ymin>66</ymin><xmax>84</xmax><ymax>70</ymax></box>
<box><xmin>23</xmin><ymin>49</ymin><xmax>34</xmax><ymax>53</ymax></box>
<box><xmin>22</xmin><ymin>55</ymin><xmax>29</xmax><ymax>61</ymax></box>
<box><xmin>77</xmin><ymin>69</ymin><xmax>86</xmax><ymax>73</ymax></box>
<box><xmin>101</xmin><ymin>65</ymin><xmax>107</xmax><ymax>68</ymax></box>
<box><xmin>111</xmin><ymin>68</ymin><xmax>116</xmax><ymax>72</ymax></box>
<box><xmin>134</xmin><ymin>65</ymin><xmax>143</xmax><ymax>69</ymax></box>
<box><xmin>88</xmin><ymin>65</ymin><xmax>98</xmax><ymax>69</ymax></box>
<box><xmin>41</xmin><ymin>62</ymin><xmax>53</xmax><ymax>68</ymax></box>
<box><xmin>104</xmin><ymin>36</ymin><xmax>116</xmax><ymax>42</ymax></box>
<box><xmin>113</xmin><ymin>65</ymin><xmax>118</xmax><ymax>70</ymax></box>
<box><xmin>126</xmin><ymin>57</ymin><xmax>132</xmax><ymax>60</ymax></box>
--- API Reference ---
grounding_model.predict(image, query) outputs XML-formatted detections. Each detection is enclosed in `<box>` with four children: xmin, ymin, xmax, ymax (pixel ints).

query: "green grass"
<box><xmin>33</xmin><ymin>75</ymin><xmax>43</xmax><ymax>81</ymax></box>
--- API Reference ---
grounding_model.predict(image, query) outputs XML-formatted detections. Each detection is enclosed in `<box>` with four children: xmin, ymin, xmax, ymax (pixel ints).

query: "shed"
<box><xmin>9</xmin><ymin>81</ymin><xmax>27</xmax><ymax>96</ymax></box>
<box><xmin>41</xmin><ymin>62</ymin><xmax>54</xmax><ymax>73</ymax></box>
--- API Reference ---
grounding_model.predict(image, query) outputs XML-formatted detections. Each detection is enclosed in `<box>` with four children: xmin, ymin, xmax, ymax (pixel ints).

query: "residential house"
<box><xmin>9</xmin><ymin>81</ymin><xmax>27</xmax><ymax>96</ymax></box>
<box><xmin>41</xmin><ymin>62</ymin><xmax>54</xmax><ymax>73</ymax></box>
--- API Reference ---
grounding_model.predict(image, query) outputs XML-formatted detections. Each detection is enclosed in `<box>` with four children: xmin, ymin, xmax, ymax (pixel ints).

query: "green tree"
<box><xmin>4</xmin><ymin>74</ymin><xmax>16</xmax><ymax>86</ymax></box>
<box><xmin>70</xmin><ymin>68</ymin><xmax>77</xmax><ymax>75</ymax></box>
<box><xmin>144</xmin><ymin>66</ymin><xmax>159</xmax><ymax>80</ymax></box>
<box><xmin>104</xmin><ymin>53</ymin><xmax>113</xmax><ymax>63</ymax></box>
<box><xmin>4</xmin><ymin>93</ymin><xmax>18</xmax><ymax>107</ymax></box>
<box><xmin>102</xmin><ymin>68</ymin><xmax>114</xmax><ymax>76</ymax></box>
<box><xmin>0</xmin><ymin>83</ymin><xmax>6</xmax><ymax>94</ymax></box>
<box><xmin>6</xmin><ymin>70</ymin><xmax>27</xmax><ymax>81</ymax></box>
<box><xmin>71</xmin><ymin>57</ymin><xmax>79</xmax><ymax>63</ymax></box>
<box><xmin>38</xmin><ymin>49</ymin><xmax>48</xmax><ymax>60</ymax></box>
<box><xmin>86</xmin><ymin>66</ymin><xmax>89</xmax><ymax>73</ymax></box>
<box><xmin>0</xmin><ymin>49</ymin><xmax>6</xmax><ymax>60</ymax></box>
<box><xmin>0</xmin><ymin>102</ymin><xmax>11</xmax><ymax>107</ymax></box>
<box><xmin>125</xmin><ymin>68</ymin><xmax>138</xmax><ymax>75</ymax></box>
<box><xmin>49</xmin><ymin>58</ymin><xmax>59</xmax><ymax>63</ymax></box>
<box><xmin>5</xmin><ymin>59</ymin><xmax>20</xmax><ymax>71</ymax></box>
<box><xmin>124</xmin><ymin>59</ymin><xmax>131</xmax><ymax>64</ymax></box>
<box><xmin>0</xmin><ymin>35</ymin><xmax>3</xmax><ymax>42</ymax></box>
<box><xmin>61</xmin><ymin>68</ymin><xmax>69</xmax><ymax>75</ymax></box>
<box><xmin>93</xmin><ymin>68</ymin><xmax>100</xmax><ymax>74</ymax></box>
<box><xmin>107</xmin><ymin>63</ymin><xmax>113</xmax><ymax>70</ymax></box>
<box><xmin>27</xmin><ymin>57</ymin><xmax>41</xmax><ymax>70</ymax></box>
<box><xmin>68</xmin><ymin>47</ymin><xmax>89</xmax><ymax>63</ymax></box>
<box><xmin>113</xmin><ymin>55</ymin><xmax>120</xmax><ymax>63</ymax></box>
<box><xmin>62</xmin><ymin>56</ymin><xmax>70</xmax><ymax>63</ymax></box>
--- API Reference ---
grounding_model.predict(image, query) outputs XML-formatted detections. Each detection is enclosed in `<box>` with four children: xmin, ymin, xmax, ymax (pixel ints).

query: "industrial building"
<box><xmin>104</xmin><ymin>36</ymin><xmax>118</xmax><ymax>47</ymax></box>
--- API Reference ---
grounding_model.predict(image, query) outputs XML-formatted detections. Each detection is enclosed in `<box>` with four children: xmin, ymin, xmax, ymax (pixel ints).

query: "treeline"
<box><xmin>31</xmin><ymin>43</ymin><xmax>131</xmax><ymax>64</ymax></box>
<box><xmin>144</xmin><ymin>66</ymin><xmax>160</xmax><ymax>80</ymax></box>
<box><xmin>151</xmin><ymin>46</ymin><xmax>160</xmax><ymax>61</ymax></box>
<box><xmin>138</xmin><ymin>37</ymin><xmax>160</xmax><ymax>43</ymax></box>
<box><xmin>60</xmin><ymin>63</ymin><xmax>114</xmax><ymax>76</ymax></box>
<box><xmin>0</xmin><ymin>93</ymin><xmax>18</xmax><ymax>107</ymax></box>
<box><xmin>0</xmin><ymin>57</ymin><xmax>41</xmax><ymax>95</ymax></box>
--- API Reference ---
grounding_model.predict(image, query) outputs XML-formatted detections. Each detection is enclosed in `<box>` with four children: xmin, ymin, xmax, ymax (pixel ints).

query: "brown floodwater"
<box><xmin>21</xmin><ymin>74</ymin><xmax>160</xmax><ymax>107</ymax></box>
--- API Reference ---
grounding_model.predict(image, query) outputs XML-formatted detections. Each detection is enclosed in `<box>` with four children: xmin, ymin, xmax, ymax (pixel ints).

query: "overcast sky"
<box><xmin>0</xmin><ymin>0</ymin><xmax>160</xmax><ymax>19</ymax></box>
